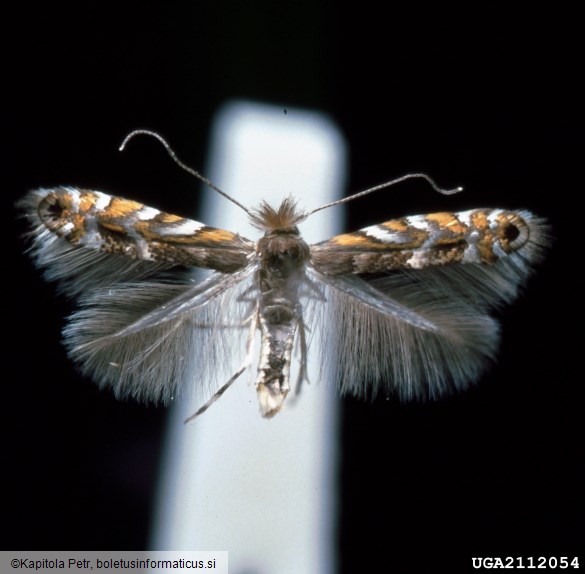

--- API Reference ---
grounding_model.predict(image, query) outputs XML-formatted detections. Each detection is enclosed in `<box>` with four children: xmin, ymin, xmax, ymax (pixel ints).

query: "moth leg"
<box><xmin>237</xmin><ymin>284</ymin><xmax>260</xmax><ymax>304</ymax></box>
<box><xmin>189</xmin><ymin>323</ymin><xmax>250</xmax><ymax>329</ymax></box>
<box><xmin>302</xmin><ymin>275</ymin><xmax>327</xmax><ymax>302</ymax></box>
<box><xmin>291</xmin><ymin>316</ymin><xmax>310</xmax><ymax>400</ymax></box>
<box><xmin>184</xmin><ymin>306</ymin><xmax>259</xmax><ymax>423</ymax></box>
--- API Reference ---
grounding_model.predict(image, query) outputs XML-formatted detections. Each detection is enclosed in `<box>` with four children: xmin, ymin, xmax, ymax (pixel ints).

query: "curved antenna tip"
<box><xmin>119</xmin><ymin>129</ymin><xmax>164</xmax><ymax>152</ymax></box>
<box><xmin>117</xmin><ymin>129</ymin><xmax>251</xmax><ymax>215</ymax></box>
<box><xmin>444</xmin><ymin>185</ymin><xmax>464</xmax><ymax>195</ymax></box>
<box><xmin>308</xmin><ymin>174</ymin><xmax>465</xmax><ymax>216</ymax></box>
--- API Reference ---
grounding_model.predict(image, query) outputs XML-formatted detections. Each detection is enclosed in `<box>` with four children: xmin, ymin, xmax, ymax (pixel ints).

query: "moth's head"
<box><xmin>248</xmin><ymin>196</ymin><xmax>307</xmax><ymax>236</ymax></box>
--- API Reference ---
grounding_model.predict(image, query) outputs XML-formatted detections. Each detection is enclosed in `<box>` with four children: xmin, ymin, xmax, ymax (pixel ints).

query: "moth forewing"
<box><xmin>311</xmin><ymin>208</ymin><xmax>550</xmax><ymax>401</ymax></box>
<box><xmin>20</xmin><ymin>187</ymin><xmax>256</xmax><ymax>407</ymax></box>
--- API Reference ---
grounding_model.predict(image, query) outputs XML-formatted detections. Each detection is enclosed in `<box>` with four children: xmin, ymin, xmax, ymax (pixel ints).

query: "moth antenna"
<box><xmin>183</xmin><ymin>364</ymin><xmax>247</xmax><ymax>424</ymax></box>
<box><xmin>308</xmin><ymin>173</ymin><xmax>463</xmax><ymax>216</ymax></box>
<box><xmin>119</xmin><ymin>129</ymin><xmax>252</xmax><ymax>215</ymax></box>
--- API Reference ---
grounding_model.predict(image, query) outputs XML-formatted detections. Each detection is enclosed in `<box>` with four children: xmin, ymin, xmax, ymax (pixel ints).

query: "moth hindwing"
<box><xmin>20</xmin><ymin>185</ymin><xmax>550</xmax><ymax>419</ymax></box>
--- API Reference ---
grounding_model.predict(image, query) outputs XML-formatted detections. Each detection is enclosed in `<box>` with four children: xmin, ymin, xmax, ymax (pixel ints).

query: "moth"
<box><xmin>20</xmin><ymin>131</ymin><xmax>550</xmax><ymax>420</ymax></box>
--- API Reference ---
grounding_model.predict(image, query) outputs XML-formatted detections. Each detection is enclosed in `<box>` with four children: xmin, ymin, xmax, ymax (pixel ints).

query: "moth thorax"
<box><xmin>258</xmin><ymin>233</ymin><xmax>310</xmax><ymax>278</ymax></box>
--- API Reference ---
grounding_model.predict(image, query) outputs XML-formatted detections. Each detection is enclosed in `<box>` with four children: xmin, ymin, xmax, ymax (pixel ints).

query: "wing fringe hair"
<box><xmin>19</xmin><ymin>191</ymin><xmax>254</xmax><ymax>404</ymax></box>
<box><xmin>315</xmin><ymin>212</ymin><xmax>550</xmax><ymax>400</ymax></box>
<box><xmin>63</xmin><ymin>273</ymin><xmax>254</xmax><ymax>403</ymax></box>
<box><xmin>21</xmin><ymin>184</ymin><xmax>550</xmax><ymax>407</ymax></box>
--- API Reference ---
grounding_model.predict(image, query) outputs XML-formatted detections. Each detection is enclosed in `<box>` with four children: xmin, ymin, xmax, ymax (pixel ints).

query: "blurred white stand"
<box><xmin>153</xmin><ymin>101</ymin><xmax>346</xmax><ymax>574</ymax></box>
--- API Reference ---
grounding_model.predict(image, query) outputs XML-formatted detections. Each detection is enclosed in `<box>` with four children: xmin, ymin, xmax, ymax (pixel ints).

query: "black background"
<box><xmin>4</xmin><ymin>3</ymin><xmax>581</xmax><ymax>572</ymax></box>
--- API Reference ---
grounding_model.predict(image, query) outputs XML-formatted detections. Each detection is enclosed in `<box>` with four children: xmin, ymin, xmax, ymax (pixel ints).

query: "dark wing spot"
<box><xmin>39</xmin><ymin>195</ymin><xmax>63</xmax><ymax>220</ymax></box>
<box><xmin>502</xmin><ymin>223</ymin><xmax>520</xmax><ymax>243</ymax></box>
